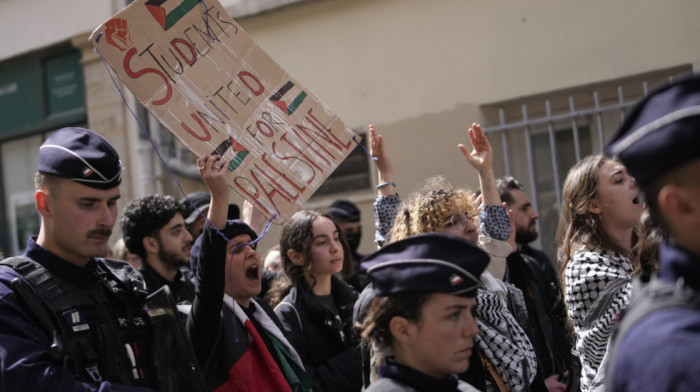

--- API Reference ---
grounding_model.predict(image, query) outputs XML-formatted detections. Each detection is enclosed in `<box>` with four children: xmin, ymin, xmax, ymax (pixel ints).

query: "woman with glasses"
<box><xmin>357</xmin><ymin>124</ymin><xmax>544</xmax><ymax>392</ymax></box>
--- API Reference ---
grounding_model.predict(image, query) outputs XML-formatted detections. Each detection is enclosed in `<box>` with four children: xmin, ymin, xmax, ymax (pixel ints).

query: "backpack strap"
<box><xmin>606</xmin><ymin>275</ymin><xmax>700</xmax><ymax>389</ymax></box>
<box><xmin>1</xmin><ymin>256</ymin><xmax>66</xmax><ymax>361</ymax></box>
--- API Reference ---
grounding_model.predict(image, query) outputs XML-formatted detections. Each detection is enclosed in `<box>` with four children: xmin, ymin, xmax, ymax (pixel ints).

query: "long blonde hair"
<box><xmin>390</xmin><ymin>176</ymin><xmax>477</xmax><ymax>242</ymax></box>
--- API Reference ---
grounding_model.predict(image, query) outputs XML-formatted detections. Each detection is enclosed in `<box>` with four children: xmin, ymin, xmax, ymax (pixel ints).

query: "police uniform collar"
<box><xmin>378</xmin><ymin>357</ymin><xmax>460</xmax><ymax>392</ymax></box>
<box><xmin>24</xmin><ymin>236</ymin><xmax>98</xmax><ymax>289</ymax></box>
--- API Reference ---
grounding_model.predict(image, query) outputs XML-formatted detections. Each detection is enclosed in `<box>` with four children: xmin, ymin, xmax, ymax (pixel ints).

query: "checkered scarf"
<box><xmin>475</xmin><ymin>276</ymin><xmax>537</xmax><ymax>392</ymax></box>
<box><xmin>564</xmin><ymin>246</ymin><xmax>632</xmax><ymax>392</ymax></box>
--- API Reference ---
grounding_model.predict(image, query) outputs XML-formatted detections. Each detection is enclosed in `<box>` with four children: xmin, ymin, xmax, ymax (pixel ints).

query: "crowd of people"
<box><xmin>0</xmin><ymin>74</ymin><xmax>699</xmax><ymax>392</ymax></box>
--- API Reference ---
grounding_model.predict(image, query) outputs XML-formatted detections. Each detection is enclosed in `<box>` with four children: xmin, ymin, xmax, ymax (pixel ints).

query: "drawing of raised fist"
<box><xmin>105</xmin><ymin>18</ymin><xmax>132</xmax><ymax>51</ymax></box>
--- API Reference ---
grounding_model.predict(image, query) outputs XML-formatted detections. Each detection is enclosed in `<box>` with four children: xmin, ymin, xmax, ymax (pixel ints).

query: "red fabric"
<box><xmin>215</xmin><ymin>320</ymin><xmax>292</xmax><ymax>392</ymax></box>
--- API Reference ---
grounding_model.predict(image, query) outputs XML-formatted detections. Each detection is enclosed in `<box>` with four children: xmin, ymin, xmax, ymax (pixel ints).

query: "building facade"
<box><xmin>1</xmin><ymin>0</ymin><xmax>698</xmax><ymax>260</ymax></box>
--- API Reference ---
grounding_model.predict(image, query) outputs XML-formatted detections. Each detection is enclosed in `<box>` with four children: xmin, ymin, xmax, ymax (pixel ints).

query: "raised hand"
<box><xmin>369</xmin><ymin>124</ymin><xmax>396</xmax><ymax>196</ymax></box>
<box><xmin>458</xmin><ymin>123</ymin><xmax>493</xmax><ymax>175</ymax></box>
<box><xmin>459</xmin><ymin>123</ymin><xmax>500</xmax><ymax>206</ymax></box>
<box><xmin>242</xmin><ymin>200</ymin><xmax>266</xmax><ymax>234</ymax></box>
<box><xmin>197</xmin><ymin>154</ymin><xmax>229</xmax><ymax>230</ymax></box>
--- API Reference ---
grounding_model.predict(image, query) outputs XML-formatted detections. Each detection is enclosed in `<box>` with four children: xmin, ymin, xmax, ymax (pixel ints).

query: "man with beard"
<box><xmin>326</xmin><ymin>199</ymin><xmax>370</xmax><ymax>292</ymax></box>
<box><xmin>120</xmin><ymin>194</ymin><xmax>196</xmax><ymax>307</ymax></box>
<box><xmin>498</xmin><ymin>176</ymin><xmax>573</xmax><ymax>392</ymax></box>
<box><xmin>497</xmin><ymin>177</ymin><xmax>552</xmax><ymax>266</ymax></box>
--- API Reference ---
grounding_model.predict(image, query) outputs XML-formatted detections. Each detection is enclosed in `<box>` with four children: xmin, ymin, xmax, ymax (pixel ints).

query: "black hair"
<box><xmin>119</xmin><ymin>194</ymin><xmax>186</xmax><ymax>259</ymax></box>
<box><xmin>496</xmin><ymin>175</ymin><xmax>525</xmax><ymax>205</ymax></box>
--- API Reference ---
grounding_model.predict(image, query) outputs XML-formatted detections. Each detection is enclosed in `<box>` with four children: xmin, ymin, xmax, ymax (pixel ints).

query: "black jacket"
<box><xmin>139</xmin><ymin>262</ymin><xmax>196</xmax><ymax>304</ymax></box>
<box><xmin>505</xmin><ymin>248</ymin><xmax>572</xmax><ymax>380</ymax></box>
<box><xmin>275</xmin><ymin>276</ymin><xmax>362</xmax><ymax>392</ymax></box>
<box><xmin>188</xmin><ymin>224</ymin><xmax>310</xmax><ymax>391</ymax></box>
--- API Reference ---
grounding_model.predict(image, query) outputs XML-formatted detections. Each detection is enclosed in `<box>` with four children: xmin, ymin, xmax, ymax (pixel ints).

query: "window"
<box><xmin>481</xmin><ymin>65</ymin><xmax>692</xmax><ymax>262</ymax></box>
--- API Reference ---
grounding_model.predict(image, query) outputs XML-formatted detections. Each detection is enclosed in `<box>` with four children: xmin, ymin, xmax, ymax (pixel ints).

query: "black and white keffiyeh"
<box><xmin>564</xmin><ymin>246</ymin><xmax>633</xmax><ymax>392</ymax></box>
<box><xmin>475</xmin><ymin>273</ymin><xmax>538</xmax><ymax>392</ymax></box>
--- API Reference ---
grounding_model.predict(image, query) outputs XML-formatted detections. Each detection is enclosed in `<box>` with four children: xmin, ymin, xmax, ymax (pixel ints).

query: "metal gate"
<box><xmin>481</xmin><ymin>66</ymin><xmax>690</xmax><ymax>261</ymax></box>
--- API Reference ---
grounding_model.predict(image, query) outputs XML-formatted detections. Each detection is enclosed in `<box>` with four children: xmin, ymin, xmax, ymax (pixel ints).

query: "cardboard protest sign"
<box><xmin>90</xmin><ymin>0</ymin><xmax>358</xmax><ymax>224</ymax></box>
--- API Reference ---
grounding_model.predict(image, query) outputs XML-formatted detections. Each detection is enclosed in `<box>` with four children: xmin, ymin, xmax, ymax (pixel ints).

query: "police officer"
<box><xmin>0</xmin><ymin>127</ymin><xmax>164</xmax><ymax>390</ymax></box>
<box><xmin>605</xmin><ymin>73</ymin><xmax>700</xmax><ymax>391</ymax></box>
<box><xmin>359</xmin><ymin>233</ymin><xmax>489</xmax><ymax>392</ymax></box>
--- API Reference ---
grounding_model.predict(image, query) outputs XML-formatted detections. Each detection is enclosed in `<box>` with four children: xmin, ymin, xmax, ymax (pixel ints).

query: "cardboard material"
<box><xmin>90</xmin><ymin>0</ymin><xmax>358</xmax><ymax>224</ymax></box>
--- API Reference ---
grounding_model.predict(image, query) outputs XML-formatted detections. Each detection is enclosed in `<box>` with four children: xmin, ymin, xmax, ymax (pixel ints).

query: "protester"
<box><xmin>364</xmin><ymin>124</ymin><xmax>542</xmax><ymax>392</ymax></box>
<box><xmin>180</xmin><ymin>191</ymin><xmax>211</xmax><ymax>240</ymax></box>
<box><xmin>325</xmin><ymin>199</ymin><xmax>370</xmax><ymax>292</ymax></box>
<box><xmin>268</xmin><ymin>210</ymin><xmax>362</xmax><ymax>392</ymax></box>
<box><xmin>604</xmin><ymin>73</ymin><xmax>700</xmax><ymax>391</ymax></box>
<box><xmin>263</xmin><ymin>244</ymin><xmax>284</xmax><ymax>274</ymax></box>
<box><xmin>360</xmin><ymin>233</ymin><xmax>488</xmax><ymax>392</ymax></box>
<box><xmin>0</xmin><ymin>127</ymin><xmax>172</xmax><ymax>390</ymax></box>
<box><xmin>120</xmin><ymin>194</ymin><xmax>196</xmax><ymax>306</ymax></box>
<box><xmin>180</xmin><ymin>190</ymin><xmax>240</xmax><ymax>240</ymax></box>
<box><xmin>186</xmin><ymin>153</ymin><xmax>312</xmax><ymax>391</ymax></box>
<box><xmin>498</xmin><ymin>177</ymin><xmax>573</xmax><ymax>392</ymax></box>
<box><xmin>556</xmin><ymin>154</ymin><xmax>645</xmax><ymax>391</ymax></box>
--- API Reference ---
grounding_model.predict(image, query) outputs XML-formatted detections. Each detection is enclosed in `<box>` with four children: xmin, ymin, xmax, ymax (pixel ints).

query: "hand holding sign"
<box><xmin>91</xmin><ymin>0</ymin><xmax>358</xmax><ymax>224</ymax></box>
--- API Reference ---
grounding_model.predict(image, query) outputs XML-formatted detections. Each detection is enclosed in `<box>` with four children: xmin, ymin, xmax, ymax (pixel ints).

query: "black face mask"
<box><xmin>345</xmin><ymin>231</ymin><xmax>362</xmax><ymax>252</ymax></box>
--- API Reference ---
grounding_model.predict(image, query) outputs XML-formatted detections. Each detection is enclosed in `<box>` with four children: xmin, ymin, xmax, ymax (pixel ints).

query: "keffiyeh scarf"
<box><xmin>564</xmin><ymin>246</ymin><xmax>633</xmax><ymax>392</ymax></box>
<box><xmin>475</xmin><ymin>273</ymin><xmax>538</xmax><ymax>392</ymax></box>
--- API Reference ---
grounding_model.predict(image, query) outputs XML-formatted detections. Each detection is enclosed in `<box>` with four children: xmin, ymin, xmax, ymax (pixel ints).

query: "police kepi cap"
<box><xmin>361</xmin><ymin>233</ymin><xmax>488</xmax><ymax>298</ymax></box>
<box><xmin>38</xmin><ymin>127</ymin><xmax>123</xmax><ymax>189</ymax></box>
<box><xmin>606</xmin><ymin>73</ymin><xmax>700</xmax><ymax>188</ymax></box>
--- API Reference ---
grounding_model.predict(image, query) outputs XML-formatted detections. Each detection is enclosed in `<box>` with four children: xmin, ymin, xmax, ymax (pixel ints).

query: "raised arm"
<box><xmin>369</xmin><ymin>124</ymin><xmax>396</xmax><ymax>197</ymax></box>
<box><xmin>458</xmin><ymin>123</ymin><xmax>500</xmax><ymax>207</ymax></box>
<box><xmin>369</xmin><ymin>125</ymin><xmax>400</xmax><ymax>247</ymax></box>
<box><xmin>460</xmin><ymin>124</ymin><xmax>514</xmax><ymax>279</ymax></box>
<box><xmin>187</xmin><ymin>154</ymin><xmax>230</xmax><ymax>368</ymax></box>
<box><xmin>198</xmin><ymin>154</ymin><xmax>229</xmax><ymax>231</ymax></box>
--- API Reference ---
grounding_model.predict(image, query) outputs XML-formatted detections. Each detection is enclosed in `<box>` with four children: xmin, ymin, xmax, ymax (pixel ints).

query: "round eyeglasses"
<box><xmin>443</xmin><ymin>212</ymin><xmax>478</xmax><ymax>230</ymax></box>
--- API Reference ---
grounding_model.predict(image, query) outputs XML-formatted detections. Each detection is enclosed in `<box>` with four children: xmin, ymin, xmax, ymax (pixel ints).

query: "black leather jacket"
<box><xmin>275</xmin><ymin>276</ymin><xmax>362</xmax><ymax>392</ymax></box>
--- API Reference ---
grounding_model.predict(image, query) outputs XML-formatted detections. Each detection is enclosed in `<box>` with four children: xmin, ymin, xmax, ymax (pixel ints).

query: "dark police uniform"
<box><xmin>605</xmin><ymin>73</ymin><xmax>700</xmax><ymax>391</ymax></box>
<box><xmin>360</xmin><ymin>233</ymin><xmax>488</xmax><ymax>392</ymax></box>
<box><xmin>0</xmin><ymin>127</ymin><xmax>203</xmax><ymax>391</ymax></box>
<box><xmin>0</xmin><ymin>238</ymin><xmax>156</xmax><ymax>391</ymax></box>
